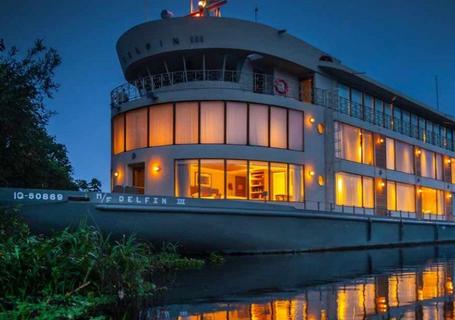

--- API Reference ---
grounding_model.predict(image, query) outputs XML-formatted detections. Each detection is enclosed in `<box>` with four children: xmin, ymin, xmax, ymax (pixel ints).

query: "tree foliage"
<box><xmin>0</xmin><ymin>39</ymin><xmax>78</xmax><ymax>190</ymax></box>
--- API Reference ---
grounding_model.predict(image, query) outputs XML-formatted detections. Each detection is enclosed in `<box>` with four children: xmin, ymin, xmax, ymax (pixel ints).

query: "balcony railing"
<box><xmin>313</xmin><ymin>88</ymin><xmax>455</xmax><ymax>151</ymax></box>
<box><xmin>110</xmin><ymin>69</ymin><xmax>302</xmax><ymax>107</ymax></box>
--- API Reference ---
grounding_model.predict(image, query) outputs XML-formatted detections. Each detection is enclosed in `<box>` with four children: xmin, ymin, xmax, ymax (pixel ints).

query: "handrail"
<box><xmin>110</xmin><ymin>69</ymin><xmax>300</xmax><ymax>107</ymax></box>
<box><xmin>313</xmin><ymin>88</ymin><xmax>455</xmax><ymax>151</ymax></box>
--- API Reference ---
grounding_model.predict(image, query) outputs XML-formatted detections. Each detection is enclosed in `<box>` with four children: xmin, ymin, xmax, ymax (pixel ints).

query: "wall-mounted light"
<box><xmin>114</xmin><ymin>171</ymin><xmax>119</xmax><ymax>177</ymax></box>
<box><xmin>318</xmin><ymin>176</ymin><xmax>325</xmax><ymax>186</ymax></box>
<box><xmin>378</xmin><ymin>180</ymin><xmax>385</xmax><ymax>188</ymax></box>
<box><xmin>309</xmin><ymin>116</ymin><xmax>315</xmax><ymax>124</ymax></box>
<box><xmin>308</xmin><ymin>170</ymin><xmax>315</xmax><ymax>177</ymax></box>
<box><xmin>317</xmin><ymin>123</ymin><xmax>325</xmax><ymax>134</ymax></box>
<box><xmin>417</xmin><ymin>187</ymin><xmax>423</xmax><ymax>193</ymax></box>
<box><xmin>448</xmin><ymin>193</ymin><xmax>453</xmax><ymax>199</ymax></box>
<box><xmin>416</xmin><ymin>149</ymin><xmax>422</xmax><ymax>156</ymax></box>
<box><xmin>378</xmin><ymin>138</ymin><xmax>384</xmax><ymax>144</ymax></box>
<box><xmin>152</xmin><ymin>164</ymin><xmax>161</xmax><ymax>173</ymax></box>
<box><xmin>447</xmin><ymin>159</ymin><xmax>452</xmax><ymax>164</ymax></box>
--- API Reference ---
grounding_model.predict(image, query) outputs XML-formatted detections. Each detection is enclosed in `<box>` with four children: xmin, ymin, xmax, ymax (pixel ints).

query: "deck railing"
<box><xmin>313</xmin><ymin>88</ymin><xmax>454</xmax><ymax>151</ymax></box>
<box><xmin>110</xmin><ymin>69</ymin><xmax>300</xmax><ymax>107</ymax></box>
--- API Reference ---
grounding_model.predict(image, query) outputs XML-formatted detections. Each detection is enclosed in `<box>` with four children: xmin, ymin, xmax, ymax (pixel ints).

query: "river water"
<box><xmin>141</xmin><ymin>245</ymin><xmax>455</xmax><ymax>320</ymax></box>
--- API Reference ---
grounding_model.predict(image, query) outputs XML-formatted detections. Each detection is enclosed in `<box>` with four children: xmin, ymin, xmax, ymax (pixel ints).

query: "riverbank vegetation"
<box><xmin>0</xmin><ymin>209</ymin><xmax>206</xmax><ymax>318</ymax></box>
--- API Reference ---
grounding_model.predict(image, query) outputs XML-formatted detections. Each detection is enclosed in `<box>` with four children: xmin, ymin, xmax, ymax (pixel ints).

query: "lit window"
<box><xmin>149</xmin><ymin>104</ymin><xmax>173</xmax><ymax>146</ymax></box>
<box><xmin>226</xmin><ymin>102</ymin><xmax>247</xmax><ymax>145</ymax></box>
<box><xmin>289</xmin><ymin>164</ymin><xmax>304</xmax><ymax>202</ymax></box>
<box><xmin>452</xmin><ymin>159</ymin><xmax>455</xmax><ymax>184</ymax></box>
<box><xmin>421</xmin><ymin>187</ymin><xmax>444</xmax><ymax>215</ymax></box>
<box><xmin>125</xmin><ymin>108</ymin><xmax>147</xmax><ymax>151</ymax></box>
<box><xmin>249</xmin><ymin>104</ymin><xmax>269</xmax><ymax>146</ymax></box>
<box><xmin>199</xmin><ymin>159</ymin><xmax>225</xmax><ymax>199</ymax></box>
<box><xmin>435</xmin><ymin>153</ymin><xmax>443</xmax><ymax>180</ymax></box>
<box><xmin>270</xmin><ymin>107</ymin><xmax>287</xmax><ymax>149</ymax></box>
<box><xmin>335</xmin><ymin>122</ymin><xmax>373</xmax><ymax>165</ymax></box>
<box><xmin>200</xmin><ymin>101</ymin><xmax>224</xmax><ymax>144</ymax></box>
<box><xmin>175</xmin><ymin>159</ymin><xmax>199</xmax><ymax>198</ymax></box>
<box><xmin>112</xmin><ymin>114</ymin><xmax>125</xmax><ymax>154</ymax></box>
<box><xmin>386</xmin><ymin>138</ymin><xmax>395</xmax><ymax>170</ymax></box>
<box><xmin>226</xmin><ymin>160</ymin><xmax>247</xmax><ymax>199</ymax></box>
<box><xmin>249</xmin><ymin>161</ymin><xmax>269</xmax><ymax>200</ymax></box>
<box><xmin>175</xmin><ymin>102</ymin><xmax>199</xmax><ymax>144</ymax></box>
<box><xmin>270</xmin><ymin>162</ymin><xmax>288</xmax><ymax>201</ymax></box>
<box><xmin>288</xmin><ymin>110</ymin><xmax>304</xmax><ymax>150</ymax></box>
<box><xmin>420</xmin><ymin>149</ymin><xmax>436</xmax><ymax>178</ymax></box>
<box><xmin>336</xmin><ymin>172</ymin><xmax>373</xmax><ymax>208</ymax></box>
<box><xmin>395</xmin><ymin>140</ymin><xmax>414</xmax><ymax>174</ymax></box>
<box><xmin>387</xmin><ymin>181</ymin><xmax>396</xmax><ymax>211</ymax></box>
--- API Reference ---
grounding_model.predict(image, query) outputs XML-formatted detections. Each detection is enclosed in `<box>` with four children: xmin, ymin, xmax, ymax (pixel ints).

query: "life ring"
<box><xmin>273</xmin><ymin>79</ymin><xmax>288</xmax><ymax>95</ymax></box>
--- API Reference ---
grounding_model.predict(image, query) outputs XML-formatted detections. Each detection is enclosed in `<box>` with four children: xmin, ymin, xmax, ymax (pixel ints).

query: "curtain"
<box><xmin>200</xmin><ymin>101</ymin><xmax>224</xmax><ymax>144</ymax></box>
<box><xmin>249</xmin><ymin>104</ymin><xmax>269</xmax><ymax>146</ymax></box>
<box><xmin>125</xmin><ymin>108</ymin><xmax>147</xmax><ymax>151</ymax></box>
<box><xmin>421</xmin><ymin>149</ymin><xmax>435</xmax><ymax>178</ymax></box>
<box><xmin>226</xmin><ymin>102</ymin><xmax>247</xmax><ymax>145</ymax></box>
<box><xmin>386</xmin><ymin>138</ymin><xmax>395</xmax><ymax>170</ymax></box>
<box><xmin>395</xmin><ymin>141</ymin><xmax>414</xmax><ymax>174</ymax></box>
<box><xmin>288</xmin><ymin>110</ymin><xmax>303</xmax><ymax>150</ymax></box>
<box><xmin>112</xmin><ymin>114</ymin><xmax>124</xmax><ymax>154</ymax></box>
<box><xmin>175</xmin><ymin>102</ymin><xmax>199</xmax><ymax>144</ymax></box>
<box><xmin>149</xmin><ymin>104</ymin><xmax>173</xmax><ymax>146</ymax></box>
<box><xmin>270</xmin><ymin>107</ymin><xmax>287</xmax><ymax>148</ymax></box>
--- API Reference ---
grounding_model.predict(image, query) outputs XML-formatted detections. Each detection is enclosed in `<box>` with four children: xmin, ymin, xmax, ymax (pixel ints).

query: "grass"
<box><xmin>0</xmin><ymin>208</ymin><xmax>209</xmax><ymax>319</ymax></box>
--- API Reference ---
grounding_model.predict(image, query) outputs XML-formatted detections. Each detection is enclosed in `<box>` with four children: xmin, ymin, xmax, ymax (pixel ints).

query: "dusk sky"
<box><xmin>2</xmin><ymin>0</ymin><xmax>454</xmax><ymax>190</ymax></box>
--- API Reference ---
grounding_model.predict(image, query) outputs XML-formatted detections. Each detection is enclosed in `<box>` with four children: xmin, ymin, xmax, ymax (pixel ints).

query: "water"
<box><xmin>140</xmin><ymin>245</ymin><xmax>455</xmax><ymax>320</ymax></box>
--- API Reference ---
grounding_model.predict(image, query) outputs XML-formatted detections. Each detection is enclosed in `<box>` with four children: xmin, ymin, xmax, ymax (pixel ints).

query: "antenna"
<box><xmin>435</xmin><ymin>75</ymin><xmax>440</xmax><ymax>110</ymax></box>
<box><xmin>254</xmin><ymin>4</ymin><xmax>258</xmax><ymax>22</ymax></box>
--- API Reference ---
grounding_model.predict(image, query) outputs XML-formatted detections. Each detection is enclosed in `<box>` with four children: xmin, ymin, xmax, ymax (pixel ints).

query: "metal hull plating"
<box><xmin>2</xmin><ymin>188</ymin><xmax>455</xmax><ymax>254</ymax></box>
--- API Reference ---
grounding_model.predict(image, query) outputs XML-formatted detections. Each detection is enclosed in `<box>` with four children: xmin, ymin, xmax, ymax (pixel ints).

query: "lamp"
<box><xmin>309</xmin><ymin>116</ymin><xmax>315</xmax><ymax>124</ymax></box>
<box><xmin>152</xmin><ymin>164</ymin><xmax>161</xmax><ymax>173</ymax></box>
<box><xmin>114</xmin><ymin>171</ymin><xmax>119</xmax><ymax>177</ymax></box>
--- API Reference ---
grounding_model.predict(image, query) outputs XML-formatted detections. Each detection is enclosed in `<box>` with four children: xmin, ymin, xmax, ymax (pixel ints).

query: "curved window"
<box><xmin>226</xmin><ymin>102</ymin><xmax>247</xmax><ymax>144</ymax></box>
<box><xmin>270</xmin><ymin>107</ymin><xmax>287</xmax><ymax>148</ymax></box>
<box><xmin>200</xmin><ymin>101</ymin><xmax>224</xmax><ymax>144</ymax></box>
<box><xmin>125</xmin><ymin>108</ymin><xmax>147</xmax><ymax>151</ymax></box>
<box><xmin>175</xmin><ymin>159</ymin><xmax>304</xmax><ymax>202</ymax></box>
<box><xmin>112</xmin><ymin>114</ymin><xmax>125</xmax><ymax>154</ymax></box>
<box><xmin>112</xmin><ymin>101</ymin><xmax>304</xmax><ymax>153</ymax></box>
<box><xmin>149</xmin><ymin>104</ymin><xmax>173</xmax><ymax>146</ymax></box>
<box><xmin>249</xmin><ymin>104</ymin><xmax>269</xmax><ymax>146</ymax></box>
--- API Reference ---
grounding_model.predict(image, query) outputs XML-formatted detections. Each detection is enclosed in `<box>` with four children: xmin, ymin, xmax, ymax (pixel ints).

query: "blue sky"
<box><xmin>1</xmin><ymin>0</ymin><xmax>454</xmax><ymax>190</ymax></box>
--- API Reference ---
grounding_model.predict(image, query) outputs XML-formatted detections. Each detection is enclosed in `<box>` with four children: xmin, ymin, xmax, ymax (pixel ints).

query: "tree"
<box><xmin>76</xmin><ymin>178</ymin><xmax>102</xmax><ymax>192</ymax></box>
<box><xmin>0</xmin><ymin>39</ymin><xmax>78</xmax><ymax>190</ymax></box>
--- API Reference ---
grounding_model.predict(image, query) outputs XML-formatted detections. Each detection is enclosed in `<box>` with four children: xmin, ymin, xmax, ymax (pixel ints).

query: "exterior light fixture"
<box><xmin>416</xmin><ymin>149</ymin><xmax>421</xmax><ymax>156</ymax></box>
<box><xmin>448</xmin><ymin>193</ymin><xmax>453</xmax><ymax>199</ymax></box>
<box><xmin>114</xmin><ymin>171</ymin><xmax>119</xmax><ymax>177</ymax></box>
<box><xmin>198</xmin><ymin>0</ymin><xmax>207</xmax><ymax>8</ymax></box>
<box><xmin>309</xmin><ymin>116</ymin><xmax>315</xmax><ymax>124</ymax></box>
<box><xmin>417</xmin><ymin>188</ymin><xmax>423</xmax><ymax>193</ymax></box>
<box><xmin>447</xmin><ymin>159</ymin><xmax>452</xmax><ymax>164</ymax></box>
<box><xmin>308</xmin><ymin>170</ymin><xmax>315</xmax><ymax>177</ymax></box>
<box><xmin>317</xmin><ymin>123</ymin><xmax>325</xmax><ymax>134</ymax></box>
<box><xmin>318</xmin><ymin>176</ymin><xmax>325</xmax><ymax>186</ymax></box>
<box><xmin>378</xmin><ymin>138</ymin><xmax>384</xmax><ymax>144</ymax></box>
<box><xmin>378</xmin><ymin>181</ymin><xmax>385</xmax><ymax>188</ymax></box>
<box><xmin>152</xmin><ymin>165</ymin><xmax>161</xmax><ymax>173</ymax></box>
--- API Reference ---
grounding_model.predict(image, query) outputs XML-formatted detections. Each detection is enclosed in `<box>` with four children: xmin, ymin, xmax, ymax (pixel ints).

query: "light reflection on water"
<box><xmin>143</xmin><ymin>247</ymin><xmax>455</xmax><ymax>320</ymax></box>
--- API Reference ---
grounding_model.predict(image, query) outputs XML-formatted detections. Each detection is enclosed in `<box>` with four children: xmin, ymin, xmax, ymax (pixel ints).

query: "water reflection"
<box><xmin>143</xmin><ymin>246</ymin><xmax>455</xmax><ymax>320</ymax></box>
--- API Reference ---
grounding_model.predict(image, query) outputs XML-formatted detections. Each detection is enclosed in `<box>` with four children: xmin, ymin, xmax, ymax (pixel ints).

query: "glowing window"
<box><xmin>112</xmin><ymin>114</ymin><xmax>125</xmax><ymax>154</ymax></box>
<box><xmin>149</xmin><ymin>104</ymin><xmax>173</xmax><ymax>146</ymax></box>
<box><xmin>421</xmin><ymin>187</ymin><xmax>444</xmax><ymax>215</ymax></box>
<box><xmin>435</xmin><ymin>153</ymin><xmax>443</xmax><ymax>180</ymax></box>
<box><xmin>288</xmin><ymin>110</ymin><xmax>304</xmax><ymax>150</ymax></box>
<box><xmin>249</xmin><ymin>161</ymin><xmax>269</xmax><ymax>200</ymax></box>
<box><xmin>386</xmin><ymin>138</ymin><xmax>395</xmax><ymax>170</ymax></box>
<box><xmin>421</xmin><ymin>149</ymin><xmax>436</xmax><ymax>178</ymax></box>
<box><xmin>226</xmin><ymin>102</ymin><xmax>247</xmax><ymax>145</ymax></box>
<box><xmin>125</xmin><ymin>108</ymin><xmax>147</xmax><ymax>151</ymax></box>
<box><xmin>200</xmin><ymin>101</ymin><xmax>224</xmax><ymax>144</ymax></box>
<box><xmin>270</xmin><ymin>107</ymin><xmax>287</xmax><ymax>149</ymax></box>
<box><xmin>175</xmin><ymin>102</ymin><xmax>199</xmax><ymax>144</ymax></box>
<box><xmin>396</xmin><ymin>182</ymin><xmax>415</xmax><ymax>212</ymax></box>
<box><xmin>270</xmin><ymin>162</ymin><xmax>288</xmax><ymax>201</ymax></box>
<box><xmin>335</xmin><ymin>122</ymin><xmax>373</xmax><ymax>165</ymax></box>
<box><xmin>174</xmin><ymin>159</ymin><xmax>199</xmax><ymax>198</ymax></box>
<box><xmin>362</xmin><ymin>176</ymin><xmax>374</xmax><ymax>208</ymax></box>
<box><xmin>249</xmin><ymin>104</ymin><xmax>269</xmax><ymax>146</ymax></box>
<box><xmin>289</xmin><ymin>164</ymin><xmax>304</xmax><ymax>202</ymax></box>
<box><xmin>199</xmin><ymin>159</ymin><xmax>225</xmax><ymax>199</ymax></box>
<box><xmin>452</xmin><ymin>159</ymin><xmax>455</xmax><ymax>184</ymax></box>
<box><xmin>335</xmin><ymin>172</ymin><xmax>363</xmax><ymax>207</ymax></box>
<box><xmin>395</xmin><ymin>140</ymin><xmax>414</xmax><ymax>174</ymax></box>
<box><xmin>362</xmin><ymin>131</ymin><xmax>374</xmax><ymax>165</ymax></box>
<box><xmin>387</xmin><ymin>181</ymin><xmax>397</xmax><ymax>211</ymax></box>
<box><xmin>226</xmin><ymin>160</ymin><xmax>247</xmax><ymax>199</ymax></box>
